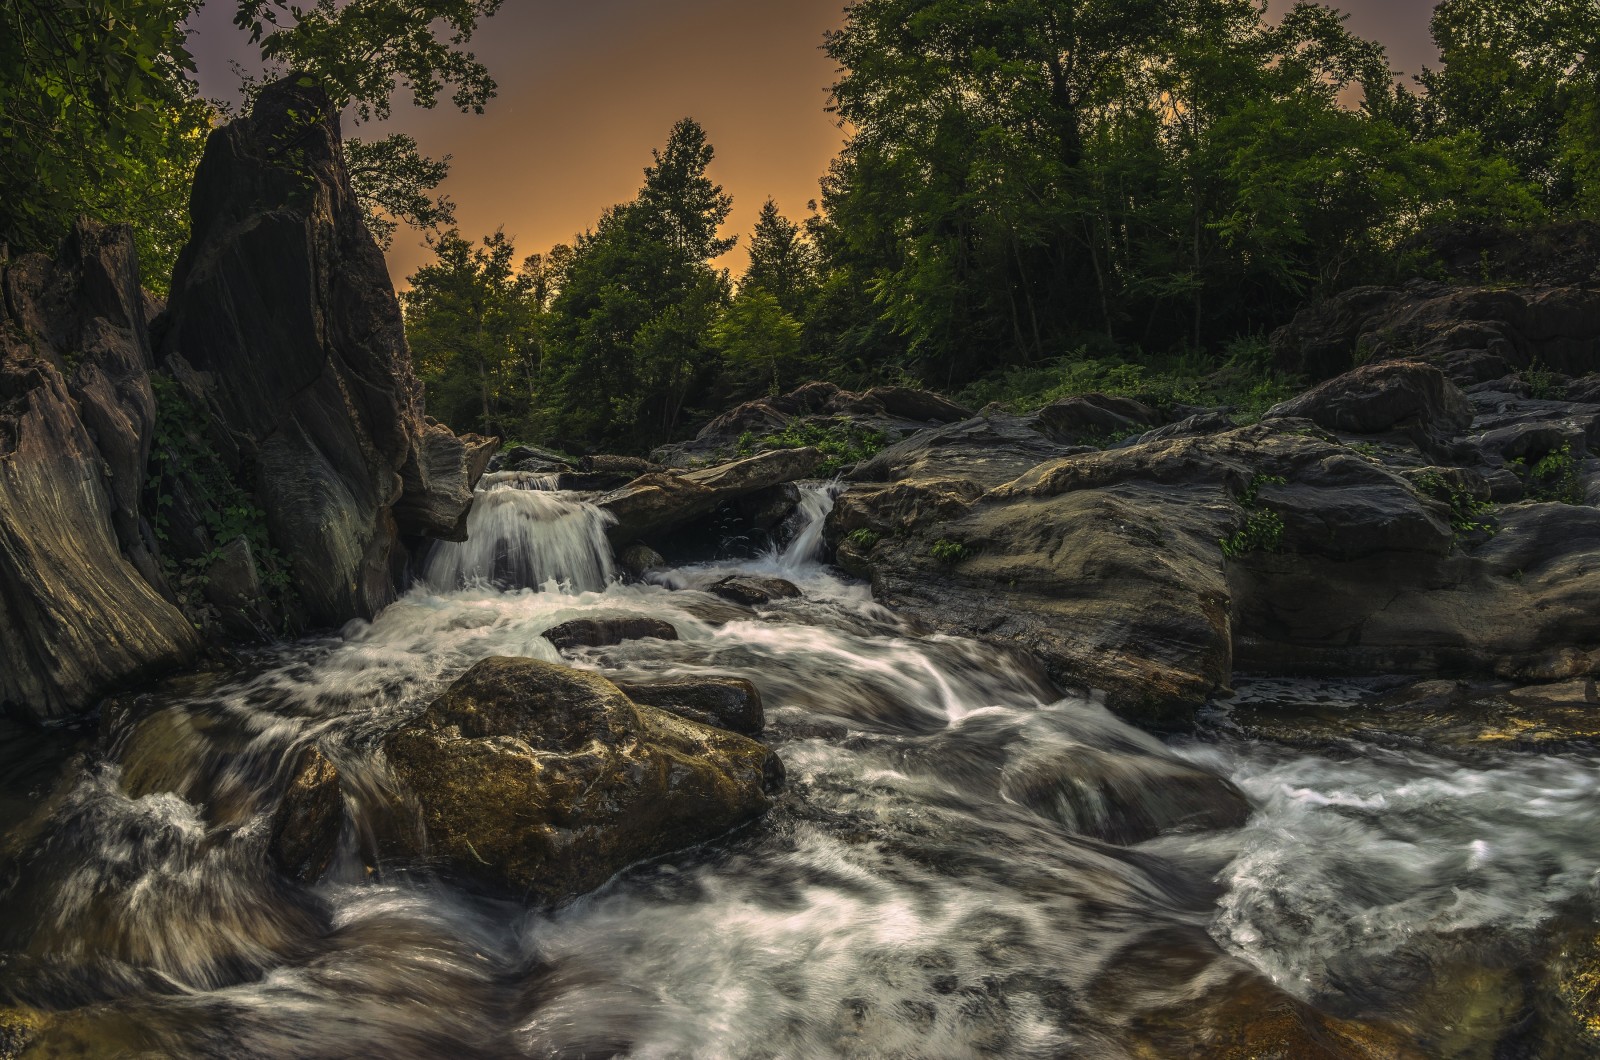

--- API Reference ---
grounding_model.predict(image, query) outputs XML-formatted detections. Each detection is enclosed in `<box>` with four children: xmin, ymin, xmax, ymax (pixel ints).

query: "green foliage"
<box><xmin>712</xmin><ymin>289</ymin><xmax>804</xmax><ymax>399</ymax></box>
<box><xmin>743</xmin><ymin>199</ymin><xmax>821</xmax><ymax>318</ymax></box>
<box><xmin>845</xmin><ymin>528</ymin><xmax>881</xmax><ymax>550</ymax></box>
<box><xmin>956</xmin><ymin>342</ymin><xmax>1298</xmax><ymax>422</ymax></box>
<box><xmin>1527</xmin><ymin>444</ymin><xmax>1586</xmax><ymax>505</ymax></box>
<box><xmin>928</xmin><ymin>538</ymin><xmax>970</xmax><ymax>565</ymax></box>
<box><xmin>402</xmin><ymin>229</ymin><xmax>538</xmax><ymax>436</ymax></box>
<box><xmin>1413</xmin><ymin>470</ymin><xmax>1499</xmax><ymax>543</ymax></box>
<box><xmin>1523</xmin><ymin>360</ymin><xmax>1565</xmax><ymax>401</ymax></box>
<box><xmin>233</xmin><ymin>0</ymin><xmax>505</xmax><ymax>122</ymax></box>
<box><xmin>345</xmin><ymin>133</ymin><xmax>455</xmax><ymax>250</ymax></box>
<box><xmin>0</xmin><ymin>0</ymin><xmax>213</xmax><ymax>292</ymax></box>
<box><xmin>536</xmin><ymin>119</ymin><xmax>734</xmax><ymax>451</ymax></box>
<box><xmin>146</xmin><ymin>374</ymin><xmax>294</xmax><ymax>623</ymax></box>
<box><xmin>1220</xmin><ymin>473</ymin><xmax>1286</xmax><ymax>558</ymax></box>
<box><xmin>742</xmin><ymin>418</ymin><xmax>889</xmax><ymax>475</ymax></box>
<box><xmin>1420</xmin><ymin>0</ymin><xmax>1600</xmax><ymax>211</ymax></box>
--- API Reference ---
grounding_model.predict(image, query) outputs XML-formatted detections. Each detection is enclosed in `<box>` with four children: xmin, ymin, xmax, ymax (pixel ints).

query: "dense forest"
<box><xmin>4</xmin><ymin>0</ymin><xmax>1597</xmax><ymax>454</ymax></box>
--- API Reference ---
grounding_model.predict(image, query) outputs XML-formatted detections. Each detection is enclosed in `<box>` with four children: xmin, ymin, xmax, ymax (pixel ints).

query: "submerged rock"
<box><xmin>706</xmin><ymin>574</ymin><xmax>802</xmax><ymax>607</ymax></box>
<box><xmin>542</xmin><ymin>616</ymin><xmax>679</xmax><ymax>651</ymax></box>
<box><xmin>382</xmin><ymin>657</ymin><xmax>781</xmax><ymax>901</ymax></box>
<box><xmin>618</xmin><ymin>676</ymin><xmax>765</xmax><ymax>735</ymax></box>
<box><xmin>269</xmin><ymin>744</ymin><xmax>343</xmax><ymax>883</ymax></box>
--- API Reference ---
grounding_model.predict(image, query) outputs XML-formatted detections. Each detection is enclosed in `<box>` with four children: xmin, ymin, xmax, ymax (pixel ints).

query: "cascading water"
<box><xmin>421</xmin><ymin>471</ymin><xmax>615</xmax><ymax>592</ymax></box>
<box><xmin>2</xmin><ymin>479</ymin><xmax>1597</xmax><ymax>1057</ymax></box>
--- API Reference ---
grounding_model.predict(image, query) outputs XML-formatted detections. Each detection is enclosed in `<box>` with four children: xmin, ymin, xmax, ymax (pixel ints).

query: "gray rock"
<box><xmin>158</xmin><ymin>76</ymin><xmax>475</xmax><ymax>627</ymax></box>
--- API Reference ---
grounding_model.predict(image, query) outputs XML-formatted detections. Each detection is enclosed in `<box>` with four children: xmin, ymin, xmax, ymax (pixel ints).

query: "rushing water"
<box><xmin>1</xmin><ymin>484</ymin><xmax>1597</xmax><ymax>1057</ymax></box>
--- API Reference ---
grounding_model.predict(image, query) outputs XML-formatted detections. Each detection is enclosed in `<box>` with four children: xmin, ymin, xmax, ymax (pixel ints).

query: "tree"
<box><xmin>537</xmin><ymin>119</ymin><xmax>734</xmax><ymax>451</ymax></box>
<box><xmin>0</xmin><ymin>0</ymin><xmax>212</xmax><ymax>291</ymax></box>
<box><xmin>344</xmin><ymin>133</ymin><xmax>456</xmax><ymax>249</ymax></box>
<box><xmin>1421</xmin><ymin>0</ymin><xmax>1600</xmax><ymax>211</ymax></box>
<box><xmin>743</xmin><ymin>199</ymin><xmax>820</xmax><ymax>316</ymax></box>
<box><xmin>401</xmin><ymin>229</ymin><xmax>538</xmax><ymax>435</ymax></box>
<box><xmin>713</xmin><ymin>288</ymin><xmax>805</xmax><ymax>398</ymax></box>
<box><xmin>232</xmin><ymin>0</ymin><xmax>505</xmax><ymax>121</ymax></box>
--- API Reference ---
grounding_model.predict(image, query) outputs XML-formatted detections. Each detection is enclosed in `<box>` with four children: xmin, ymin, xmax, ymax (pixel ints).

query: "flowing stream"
<box><xmin>1</xmin><ymin>483</ymin><xmax>1598</xmax><ymax>1057</ymax></box>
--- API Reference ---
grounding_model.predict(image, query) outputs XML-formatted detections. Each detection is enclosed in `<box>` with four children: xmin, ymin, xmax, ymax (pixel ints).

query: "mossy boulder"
<box><xmin>382</xmin><ymin>657</ymin><xmax>782</xmax><ymax>901</ymax></box>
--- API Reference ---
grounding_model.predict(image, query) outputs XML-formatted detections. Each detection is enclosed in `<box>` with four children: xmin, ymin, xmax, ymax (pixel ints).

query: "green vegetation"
<box><xmin>1526</xmin><ymin>444</ymin><xmax>1586</xmax><ymax>505</ymax></box>
<box><xmin>2</xmin><ymin>0</ymin><xmax>503</xmax><ymax>290</ymax></box>
<box><xmin>845</xmin><ymin>528</ymin><xmax>881</xmax><ymax>550</ymax></box>
<box><xmin>1523</xmin><ymin>360</ymin><xmax>1565</xmax><ymax>401</ymax></box>
<box><xmin>1221</xmin><ymin>474</ymin><xmax>1287</xmax><ymax>558</ymax></box>
<box><xmin>928</xmin><ymin>538</ymin><xmax>971</xmax><ymax>565</ymax></box>
<box><xmin>1414</xmin><ymin>470</ymin><xmax>1499</xmax><ymax>544</ymax></box>
<box><xmin>956</xmin><ymin>338</ymin><xmax>1297</xmax><ymax>421</ymax></box>
<box><xmin>146</xmin><ymin>374</ymin><xmax>294</xmax><ymax>623</ymax></box>
<box><xmin>737</xmin><ymin>418</ymin><xmax>889</xmax><ymax>475</ymax></box>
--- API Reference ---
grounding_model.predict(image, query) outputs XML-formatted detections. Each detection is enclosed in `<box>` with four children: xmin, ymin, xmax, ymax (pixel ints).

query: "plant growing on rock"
<box><xmin>1414</xmin><ymin>470</ymin><xmax>1498</xmax><ymax>544</ymax></box>
<box><xmin>845</xmin><ymin>528</ymin><xmax>881</xmax><ymax>550</ymax></box>
<box><xmin>1523</xmin><ymin>360</ymin><xmax>1564</xmax><ymax>401</ymax></box>
<box><xmin>752</xmin><ymin>418</ymin><xmax>888</xmax><ymax>475</ymax></box>
<box><xmin>146</xmin><ymin>374</ymin><xmax>295</xmax><ymax>625</ymax></box>
<box><xmin>1220</xmin><ymin>473</ymin><xmax>1286</xmax><ymax>558</ymax></box>
<box><xmin>928</xmin><ymin>538</ymin><xmax>970</xmax><ymax>565</ymax></box>
<box><xmin>1527</xmin><ymin>444</ymin><xmax>1586</xmax><ymax>505</ymax></box>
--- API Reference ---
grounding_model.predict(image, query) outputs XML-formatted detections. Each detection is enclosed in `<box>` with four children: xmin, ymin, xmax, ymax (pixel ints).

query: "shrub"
<box><xmin>1220</xmin><ymin>473</ymin><xmax>1287</xmax><ymax>558</ymax></box>
<box><xmin>845</xmin><ymin>527</ymin><xmax>881</xmax><ymax>549</ymax></box>
<box><xmin>1527</xmin><ymin>444</ymin><xmax>1585</xmax><ymax>504</ymax></box>
<box><xmin>1414</xmin><ymin>470</ymin><xmax>1498</xmax><ymax>543</ymax></box>
<box><xmin>749</xmin><ymin>417</ymin><xmax>889</xmax><ymax>475</ymax></box>
<box><xmin>928</xmin><ymin>538</ymin><xmax>969</xmax><ymax>565</ymax></box>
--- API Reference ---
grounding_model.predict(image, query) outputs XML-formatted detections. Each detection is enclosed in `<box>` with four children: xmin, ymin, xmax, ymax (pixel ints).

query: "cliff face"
<box><xmin>0</xmin><ymin>77</ymin><xmax>489</xmax><ymax>722</ymax></box>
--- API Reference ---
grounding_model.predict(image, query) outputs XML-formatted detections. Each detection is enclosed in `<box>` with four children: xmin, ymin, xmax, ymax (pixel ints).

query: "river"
<box><xmin>1</xmin><ymin>476</ymin><xmax>1596</xmax><ymax>1057</ymax></box>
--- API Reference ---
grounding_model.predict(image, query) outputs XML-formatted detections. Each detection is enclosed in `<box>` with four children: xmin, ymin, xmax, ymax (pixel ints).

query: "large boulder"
<box><xmin>1264</xmin><ymin>361</ymin><xmax>1473</xmax><ymax>440</ymax></box>
<box><xmin>851</xmin><ymin>408</ymin><xmax>1083</xmax><ymax>489</ymax></box>
<box><xmin>831</xmin><ymin>418</ymin><xmax>1600</xmax><ymax>729</ymax></box>
<box><xmin>598</xmin><ymin>447</ymin><xmax>823</xmax><ymax>546</ymax></box>
<box><xmin>382</xmin><ymin>657</ymin><xmax>781</xmax><ymax>901</ymax></box>
<box><xmin>157</xmin><ymin>75</ymin><xmax>479</xmax><ymax>626</ymax></box>
<box><xmin>0</xmin><ymin>341</ymin><xmax>200</xmax><ymax>720</ymax></box>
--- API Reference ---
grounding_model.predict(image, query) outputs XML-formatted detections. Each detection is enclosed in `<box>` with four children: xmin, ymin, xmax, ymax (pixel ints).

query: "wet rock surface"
<box><xmin>381</xmin><ymin>657</ymin><xmax>781</xmax><ymax>901</ymax></box>
<box><xmin>542</xmin><ymin>616</ymin><xmax>680</xmax><ymax>651</ymax></box>
<box><xmin>831</xmin><ymin>358</ymin><xmax>1600</xmax><ymax>727</ymax></box>
<box><xmin>617</xmin><ymin>676</ymin><xmax>765</xmax><ymax>736</ymax></box>
<box><xmin>706</xmin><ymin>574</ymin><xmax>802</xmax><ymax>607</ymax></box>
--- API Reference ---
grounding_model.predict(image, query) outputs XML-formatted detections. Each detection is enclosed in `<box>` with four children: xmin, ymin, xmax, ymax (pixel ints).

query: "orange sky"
<box><xmin>185</xmin><ymin>1</ymin><xmax>1439</xmax><ymax>287</ymax></box>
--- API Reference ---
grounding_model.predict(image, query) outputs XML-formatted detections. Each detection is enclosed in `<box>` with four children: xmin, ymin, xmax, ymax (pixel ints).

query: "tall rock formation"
<box><xmin>157</xmin><ymin>74</ymin><xmax>488</xmax><ymax>626</ymax></box>
<box><xmin>0</xmin><ymin>222</ymin><xmax>202</xmax><ymax>719</ymax></box>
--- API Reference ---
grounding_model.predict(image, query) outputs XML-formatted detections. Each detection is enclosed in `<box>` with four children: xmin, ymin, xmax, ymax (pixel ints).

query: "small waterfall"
<box><xmin>422</xmin><ymin>473</ymin><xmax>615</xmax><ymax>592</ymax></box>
<box><xmin>772</xmin><ymin>481</ymin><xmax>844</xmax><ymax>570</ymax></box>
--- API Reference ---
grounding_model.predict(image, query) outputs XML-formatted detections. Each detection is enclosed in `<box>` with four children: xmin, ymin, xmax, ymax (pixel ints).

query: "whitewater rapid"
<box><xmin>0</xmin><ymin>481</ymin><xmax>1595</xmax><ymax>1056</ymax></box>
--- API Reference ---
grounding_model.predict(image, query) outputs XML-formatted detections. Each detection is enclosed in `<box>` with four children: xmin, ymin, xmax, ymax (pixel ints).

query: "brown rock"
<box><xmin>706</xmin><ymin>575</ymin><xmax>802</xmax><ymax>607</ymax></box>
<box><xmin>382</xmin><ymin>657</ymin><xmax>781</xmax><ymax>900</ymax></box>
<box><xmin>269</xmin><ymin>744</ymin><xmax>343</xmax><ymax>882</ymax></box>
<box><xmin>542</xmin><ymin>615</ymin><xmax>679</xmax><ymax>651</ymax></box>
<box><xmin>619</xmin><ymin>676</ymin><xmax>765</xmax><ymax>735</ymax></box>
